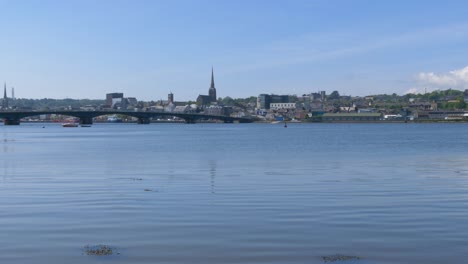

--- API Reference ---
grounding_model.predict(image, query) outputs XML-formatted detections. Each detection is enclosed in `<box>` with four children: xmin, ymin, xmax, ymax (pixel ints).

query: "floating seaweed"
<box><xmin>322</xmin><ymin>254</ymin><xmax>361</xmax><ymax>262</ymax></box>
<box><xmin>83</xmin><ymin>245</ymin><xmax>117</xmax><ymax>256</ymax></box>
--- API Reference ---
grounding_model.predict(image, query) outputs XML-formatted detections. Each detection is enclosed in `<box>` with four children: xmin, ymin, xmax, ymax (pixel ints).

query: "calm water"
<box><xmin>1</xmin><ymin>123</ymin><xmax>468</xmax><ymax>263</ymax></box>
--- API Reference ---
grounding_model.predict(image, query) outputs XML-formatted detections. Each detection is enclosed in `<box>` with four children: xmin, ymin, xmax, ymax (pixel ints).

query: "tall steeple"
<box><xmin>209</xmin><ymin>67</ymin><xmax>217</xmax><ymax>101</ymax></box>
<box><xmin>2</xmin><ymin>83</ymin><xmax>8</xmax><ymax>109</ymax></box>
<box><xmin>210</xmin><ymin>66</ymin><xmax>215</xmax><ymax>89</ymax></box>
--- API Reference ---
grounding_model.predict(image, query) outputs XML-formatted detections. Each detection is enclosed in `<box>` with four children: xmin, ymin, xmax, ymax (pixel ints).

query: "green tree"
<box><xmin>457</xmin><ymin>99</ymin><xmax>466</xmax><ymax>109</ymax></box>
<box><xmin>221</xmin><ymin>96</ymin><xmax>235</xmax><ymax>106</ymax></box>
<box><xmin>328</xmin><ymin>91</ymin><xmax>340</xmax><ymax>100</ymax></box>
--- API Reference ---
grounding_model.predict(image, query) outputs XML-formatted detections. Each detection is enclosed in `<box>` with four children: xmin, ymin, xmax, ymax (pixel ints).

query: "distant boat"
<box><xmin>80</xmin><ymin>125</ymin><xmax>92</xmax><ymax>127</ymax></box>
<box><xmin>107</xmin><ymin>115</ymin><xmax>123</xmax><ymax>123</ymax></box>
<box><xmin>62</xmin><ymin>123</ymin><xmax>78</xmax><ymax>127</ymax></box>
<box><xmin>271</xmin><ymin>121</ymin><xmax>281</xmax><ymax>124</ymax></box>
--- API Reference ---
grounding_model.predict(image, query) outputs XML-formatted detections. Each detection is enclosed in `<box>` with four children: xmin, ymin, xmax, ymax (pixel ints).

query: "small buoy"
<box><xmin>284</xmin><ymin>122</ymin><xmax>287</xmax><ymax>128</ymax></box>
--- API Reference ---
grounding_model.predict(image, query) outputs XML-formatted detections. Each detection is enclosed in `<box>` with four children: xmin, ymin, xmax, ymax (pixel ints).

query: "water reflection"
<box><xmin>1</xmin><ymin>132</ymin><xmax>16</xmax><ymax>153</ymax></box>
<box><xmin>209</xmin><ymin>160</ymin><xmax>216</xmax><ymax>194</ymax></box>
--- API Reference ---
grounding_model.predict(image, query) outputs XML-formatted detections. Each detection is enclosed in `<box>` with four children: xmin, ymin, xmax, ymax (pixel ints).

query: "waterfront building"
<box><xmin>150</xmin><ymin>105</ymin><xmax>164</xmax><ymax>112</ymax></box>
<box><xmin>414</xmin><ymin>111</ymin><xmax>429</xmax><ymax>119</ymax></box>
<box><xmin>270</xmin><ymin>102</ymin><xmax>296</xmax><ymax>110</ymax></box>
<box><xmin>309</xmin><ymin>91</ymin><xmax>326</xmax><ymax>101</ymax></box>
<box><xmin>197</xmin><ymin>67</ymin><xmax>217</xmax><ymax>106</ymax></box>
<box><xmin>339</xmin><ymin>105</ymin><xmax>357</xmax><ymax>112</ymax></box>
<box><xmin>165</xmin><ymin>102</ymin><xmax>176</xmax><ymax>112</ymax></box>
<box><xmin>427</xmin><ymin>111</ymin><xmax>466</xmax><ymax>120</ymax></box>
<box><xmin>173</xmin><ymin>105</ymin><xmax>190</xmax><ymax>113</ymax></box>
<box><xmin>105</xmin><ymin>93</ymin><xmax>138</xmax><ymax>110</ymax></box>
<box><xmin>257</xmin><ymin>94</ymin><xmax>291</xmax><ymax>110</ymax></box>
<box><xmin>322</xmin><ymin>113</ymin><xmax>382</xmax><ymax>122</ymax></box>
<box><xmin>300</xmin><ymin>92</ymin><xmax>325</xmax><ymax>110</ymax></box>
<box><xmin>126</xmin><ymin>97</ymin><xmax>138</xmax><ymax>106</ymax></box>
<box><xmin>205</xmin><ymin>105</ymin><xmax>233</xmax><ymax>116</ymax></box>
<box><xmin>80</xmin><ymin>105</ymin><xmax>97</xmax><ymax>111</ymax></box>
<box><xmin>320</xmin><ymin>91</ymin><xmax>326</xmax><ymax>99</ymax></box>
<box><xmin>294</xmin><ymin>110</ymin><xmax>308</xmax><ymax>120</ymax></box>
<box><xmin>257</xmin><ymin>94</ymin><xmax>270</xmax><ymax>110</ymax></box>
<box><xmin>358</xmin><ymin>108</ymin><xmax>377</xmax><ymax>113</ymax></box>
<box><xmin>408</xmin><ymin>102</ymin><xmax>437</xmax><ymax>111</ymax></box>
<box><xmin>106</xmin><ymin>93</ymin><xmax>124</xmax><ymax>108</ymax></box>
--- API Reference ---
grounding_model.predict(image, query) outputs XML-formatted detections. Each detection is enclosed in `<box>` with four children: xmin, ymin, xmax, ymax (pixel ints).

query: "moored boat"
<box><xmin>107</xmin><ymin>115</ymin><xmax>123</xmax><ymax>123</ymax></box>
<box><xmin>62</xmin><ymin>123</ymin><xmax>78</xmax><ymax>127</ymax></box>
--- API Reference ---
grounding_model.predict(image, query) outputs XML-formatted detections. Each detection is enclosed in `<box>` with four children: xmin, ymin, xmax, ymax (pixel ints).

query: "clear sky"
<box><xmin>1</xmin><ymin>0</ymin><xmax>468</xmax><ymax>101</ymax></box>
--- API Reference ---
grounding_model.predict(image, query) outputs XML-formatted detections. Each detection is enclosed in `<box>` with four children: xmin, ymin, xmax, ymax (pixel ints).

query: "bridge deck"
<box><xmin>0</xmin><ymin>110</ymin><xmax>253</xmax><ymax>125</ymax></box>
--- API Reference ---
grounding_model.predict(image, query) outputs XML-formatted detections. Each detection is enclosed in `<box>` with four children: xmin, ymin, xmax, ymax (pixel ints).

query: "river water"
<box><xmin>1</xmin><ymin>123</ymin><xmax>468</xmax><ymax>263</ymax></box>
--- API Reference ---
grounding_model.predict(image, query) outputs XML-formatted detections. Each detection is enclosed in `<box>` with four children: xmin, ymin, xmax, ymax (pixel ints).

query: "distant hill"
<box><xmin>10</xmin><ymin>98</ymin><xmax>105</xmax><ymax>110</ymax></box>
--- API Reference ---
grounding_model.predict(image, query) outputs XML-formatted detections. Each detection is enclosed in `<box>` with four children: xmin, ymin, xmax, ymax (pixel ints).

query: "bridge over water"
<box><xmin>0</xmin><ymin>110</ymin><xmax>253</xmax><ymax>125</ymax></box>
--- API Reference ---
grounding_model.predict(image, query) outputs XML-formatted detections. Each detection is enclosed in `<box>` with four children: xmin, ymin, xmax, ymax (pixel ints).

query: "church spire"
<box><xmin>2</xmin><ymin>82</ymin><xmax>7</xmax><ymax>109</ymax></box>
<box><xmin>210</xmin><ymin>66</ymin><xmax>215</xmax><ymax>89</ymax></box>
<box><xmin>208</xmin><ymin>67</ymin><xmax>217</xmax><ymax>102</ymax></box>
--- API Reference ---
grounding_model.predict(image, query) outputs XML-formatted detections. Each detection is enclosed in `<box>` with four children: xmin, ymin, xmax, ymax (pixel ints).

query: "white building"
<box><xmin>174</xmin><ymin>105</ymin><xmax>190</xmax><ymax>113</ymax></box>
<box><xmin>164</xmin><ymin>103</ymin><xmax>176</xmax><ymax>112</ymax></box>
<box><xmin>270</xmin><ymin>103</ymin><xmax>296</xmax><ymax>110</ymax></box>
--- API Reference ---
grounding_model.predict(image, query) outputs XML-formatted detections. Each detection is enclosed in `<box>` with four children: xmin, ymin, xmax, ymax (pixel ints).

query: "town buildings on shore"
<box><xmin>253</xmin><ymin>89</ymin><xmax>468</xmax><ymax>122</ymax></box>
<box><xmin>4</xmin><ymin>68</ymin><xmax>468</xmax><ymax>123</ymax></box>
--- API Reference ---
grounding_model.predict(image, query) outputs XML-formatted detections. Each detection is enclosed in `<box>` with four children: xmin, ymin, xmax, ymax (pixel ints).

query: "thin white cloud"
<box><xmin>222</xmin><ymin>22</ymin><xmax>468</xmax><ymax>74</ymax></box>
<box><xmin>405</xmin><ymin>87</ymin><xmax>437</xmax><ymax>95</ymax></box>
<box><xmin>417</xmin><ymin>66</ymin><xmax>468</xmax><ymax>89</ymax></box>
<box><xmin>405</xmin><ymin>87</ymin><xmax>421</xmax><ymax>94</ymax></box>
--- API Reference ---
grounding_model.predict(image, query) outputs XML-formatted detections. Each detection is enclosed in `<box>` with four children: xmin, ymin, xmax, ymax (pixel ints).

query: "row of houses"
<box><xmin>260</xmin><ymin>110</ymin><xmax>468</xmax><ymax>122</ymax></box>
<box><xmin>320</xmin><ymin>110</ymin><xmax>468</xmax><ymax>121</ymax></box>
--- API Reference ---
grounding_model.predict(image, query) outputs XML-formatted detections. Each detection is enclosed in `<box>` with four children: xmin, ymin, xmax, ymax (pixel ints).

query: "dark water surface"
<box><xmin>1</xmin><ymin>123</ymin><xmax>468</xmax><ymax>263</ymax></box>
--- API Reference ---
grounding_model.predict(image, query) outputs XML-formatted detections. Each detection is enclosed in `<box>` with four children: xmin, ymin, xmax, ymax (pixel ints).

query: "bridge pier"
<box><xmin>79</xmin><ymin>117</ymin><xmax>93</xmax><ymax>125</ymax></box>
<box><xmin>137</xmin><ymin>117</ymin><xmax>151</xmax><ymax>124</ymax></box>
<box><xmin>3</xmin><ymin>118</ymin><xmax>20</xmax><ymax>125</ymax></box>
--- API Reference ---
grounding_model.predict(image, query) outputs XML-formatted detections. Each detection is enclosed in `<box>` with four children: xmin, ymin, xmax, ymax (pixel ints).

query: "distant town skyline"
<box><xmin>1</xmin><ymin>0</ymin><xmax>468</xmax><ymax>101</ymax></box>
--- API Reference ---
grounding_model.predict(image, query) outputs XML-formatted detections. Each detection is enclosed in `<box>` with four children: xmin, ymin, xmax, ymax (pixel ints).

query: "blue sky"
<box><xmin>1</xmin><ymin>0</ymin><xmax>468</xmax><ymax>100</ymax></box>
